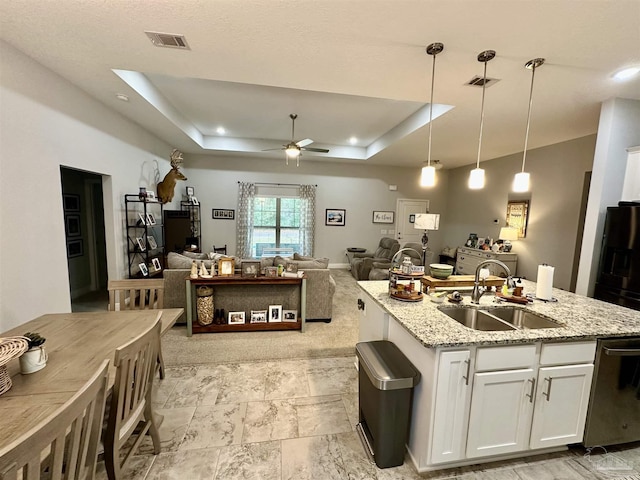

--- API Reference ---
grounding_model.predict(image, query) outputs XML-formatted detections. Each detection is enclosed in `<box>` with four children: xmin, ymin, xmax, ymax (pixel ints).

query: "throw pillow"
<box><xmin>293</xmin><ymin>253</ymin><xmax>314</xmax><ymax>261</ymax></box>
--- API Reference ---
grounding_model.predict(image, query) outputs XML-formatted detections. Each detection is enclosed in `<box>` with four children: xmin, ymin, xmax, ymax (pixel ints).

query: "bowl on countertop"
<box><xmin>430</xmin><ymin>263</ymin><xmax>454</xmax><ymax>279</ymax></box>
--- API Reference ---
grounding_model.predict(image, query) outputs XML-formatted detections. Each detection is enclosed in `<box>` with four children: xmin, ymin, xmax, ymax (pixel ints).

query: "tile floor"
<box><xmin>96</xmin><ymin>356</ymin><xmax>640</xmax><ymax>480</ymax></box>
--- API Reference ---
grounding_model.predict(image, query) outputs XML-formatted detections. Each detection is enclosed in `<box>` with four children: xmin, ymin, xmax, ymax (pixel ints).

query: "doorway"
<box><xmin>60</xmin><ymin>167</ymin><xmax>108</xmax><ymax>311</ymax></box>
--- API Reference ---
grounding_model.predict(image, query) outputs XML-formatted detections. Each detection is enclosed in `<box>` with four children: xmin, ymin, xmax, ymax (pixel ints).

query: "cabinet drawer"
<box><xmin>476</xmin><ymin>344</ymin><xmax>537</xmax><ymax>371</ymax></box>
<box><xmin>540</xmin><ymin>341</ymin><xmax>596</xmax><ymax>366</ymax></box>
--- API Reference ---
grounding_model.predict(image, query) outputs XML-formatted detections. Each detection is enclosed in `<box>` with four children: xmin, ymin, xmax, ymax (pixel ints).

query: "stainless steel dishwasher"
<box><xmin>583</xmin><ymin>337</ymin><xmax>640</xmax><ymax>447</ymax></box>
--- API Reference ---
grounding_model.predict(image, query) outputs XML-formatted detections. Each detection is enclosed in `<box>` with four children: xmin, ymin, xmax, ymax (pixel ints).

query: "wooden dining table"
<box><xmin>0</xmin><ymin>308</ymin><xmax>183</xmax><ymax>450</ymax></box>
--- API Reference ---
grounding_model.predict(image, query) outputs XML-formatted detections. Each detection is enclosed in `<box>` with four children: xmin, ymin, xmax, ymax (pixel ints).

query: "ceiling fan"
<box><xmin>263</xmin><ymin>114</ymin><xmax>329</xmax><ymax>166</ymax></box>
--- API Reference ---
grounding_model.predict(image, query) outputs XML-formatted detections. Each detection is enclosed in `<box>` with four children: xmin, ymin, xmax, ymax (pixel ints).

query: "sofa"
<box><xmin>163</xmin><ymin>251</ymin><xmax>336</xmax><ymax>324</ymax></box>
<box><xmin>349</xmin><ymin>237</ymin><xmax>400</xmax><ymax>280</ymax></box>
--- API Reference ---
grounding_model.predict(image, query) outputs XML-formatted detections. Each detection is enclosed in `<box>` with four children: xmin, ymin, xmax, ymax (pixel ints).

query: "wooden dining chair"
<box><xmin>107</xmin><ymin>279</ymin><xmax>166</xmax><ymax>379</ymax></box>
<box><xmin>103</xmin><ymin>316</ymin><xmax>162</xmax><ymax>480</ymax></box>
<box><xmin>0</xmin><ymin>359</ymin><xmax>109</xmax><ymax>480</ymax></box>
<box><xmin>213</xmin><ymin>244</ymin><xmax>227</xmax><ymax>255</ymax></box>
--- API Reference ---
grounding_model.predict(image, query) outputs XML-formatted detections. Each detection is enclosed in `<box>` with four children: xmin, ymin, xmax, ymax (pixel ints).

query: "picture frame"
<box><xmin>250</xmin><ymin>310</ymin><xmax>267</xmax><ymax>323</ymax></box>
<box><xmin>136</xmin><ymin>237</ymin><xmax>146</xmax><ymax>251</ymax></box>
<box><xmin>186</xmin><ymin>186</ymin><xmax>195</xmax><ymax>196</ymax></box>
<box><xmin>191</xmin><ymin>196</ymin><xmax>199</xmax><ymax>206</ymax></box>
<box><xmin>372</xmin><ymin>211</ymin><xmax>394</xmax><ymax>224</ymax></box>
<box><xmin>63</xmin><ymin>194</ymin><xmax>80</xmax><ymax>212</ymax></box>
<box><xmin>228</xmin><ymin>311</ymin><xmax>245</xmax><ymax>325</ymax></box>
<box><xmin>264</xmin><ymin>266</ymin><xmax>278</xmax><ymax>277</ymax></box>
<box><xmin>218</xmin><ymin>258</ymin><xmax>235</xmax><ymax>276</ymax></box>
<box><xmin>465</xmin><ymin>233</ymin><xmax>478</xmax><ymax>248</ymax></box>
<box><xmin>325</xmin><ymin>208</ymin><xmax>346</xmax><ymax>226</ymax></box>
<box><xmin>152</xmin><ymin>257</ymin><xmax>161</xmax><ymax>272</ymax></box>
<box><xmin>283</xmin><ymin>310</ymin><xmax>298</xmax><ymax>322</ymax></box>
<box><xmin>66</xmin><ymin>239</ymin><xmax>83</xmax><ymax>258</ymax></box>
<box><xmin>138</xmin><ymin>262</ymin><xmax>149</xmax><ymax>277</ymax></box>
<box><xmin>285</xmin><ymin>262</ymin><xmax>298</xmax><ymax>274</ymax></box>
<box><xmin>146</xmin><ymin>191</ymin><xmax>156</xmax><ymax>201</ymax></box>
<box><xmin>137</xmin><ymin>213</ymin><xmax>147</xmax><ymax>226</ymax></box>
<box><xmin>506</xmin><ymin>200</ymin><xmax>530</xmax><ymax>238</ymax></box>
<box><xmin>65</xmin><ymin>215</ymin><xmax>81</xmax><ymax>237</ymax></box>
<box><xmin>146</xmin><ymin>212</ymin><xmax>156</xmax><ymax>225</ymax></box>
<box><xmin>147</xmin><ymin>235</ymin><xmax>157</xmax><ymax>250</ymax></box>
<box><xmin>477</xmin><ymin>237</ymin><xmax>485</xmax><ymax>249</ymax></box>
<box><xmin>268</xmin><ymin>305</ymin><xmax>282</xmax><ymax>323</ymax></box>
<box><xmin>212</xmin><ymin>209</ymin><xmax>235</xmax><ymax>220</ymax></box>
<box><xmin>241</xmin><ymin>261</ymin><xmax>260</xmax><ymax>278</ymax></box>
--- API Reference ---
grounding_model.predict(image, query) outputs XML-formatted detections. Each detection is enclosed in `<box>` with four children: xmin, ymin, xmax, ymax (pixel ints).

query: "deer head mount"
<box><xmin>157</xmin><ymin>149</ymin><xmax>187</xmax><ymax>204</ymax></box>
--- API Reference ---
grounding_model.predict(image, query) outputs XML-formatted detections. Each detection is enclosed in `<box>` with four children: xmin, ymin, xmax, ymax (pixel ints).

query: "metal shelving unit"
<box><xmin>125</xmin><ymin>194</ymin><xmax>164</xmax><ymax>278</ymax></box>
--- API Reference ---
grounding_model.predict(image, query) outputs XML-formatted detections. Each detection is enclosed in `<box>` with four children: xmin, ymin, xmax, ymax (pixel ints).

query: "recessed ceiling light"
<box><xmin>349</xmin><ymin>136</ymin><xmax>358</xmax><ymax>145</ymax></box>
<box><xmin>115</xmin><ymin>94</ymin><xmax>129</xmax><ymax>102</ymax></box>
<box><xmin>216</xmin><ymin>127</ymin><xmax>226</xmax><ymax>135</ymax></box>
<box><xmin>613</xmin><ymin>66</ymin><xmax>640</xmax><ymax>81</ymax></box>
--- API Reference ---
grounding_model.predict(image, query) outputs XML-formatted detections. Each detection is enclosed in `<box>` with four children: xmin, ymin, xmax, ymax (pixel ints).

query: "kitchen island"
<box><xmin>357</xmin><ymin>279</ymin><xmax>640</xmax><ymax>472</ymax></box>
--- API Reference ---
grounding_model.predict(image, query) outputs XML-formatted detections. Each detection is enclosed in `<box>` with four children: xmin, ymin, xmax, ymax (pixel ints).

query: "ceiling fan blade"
<box><xmin>301</xmin><ymin>147</ymin><xmax>330</xmax><ymax>153</ymax></box>
<box><xmin>296</xmin><ymin>138</ymin><xmax>313</xmax><ymax>148</ymax></box>
<box><xmin>262</xmin><ymin>148</ymin><xmax>285</xmax><ymax>152</ymax></box>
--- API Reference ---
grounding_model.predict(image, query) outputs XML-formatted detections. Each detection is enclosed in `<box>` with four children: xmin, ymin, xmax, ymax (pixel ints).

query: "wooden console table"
<box><xmin>185</xmin><ymin>275</ymin><xmax>307</xmax><ymax>336</ymax></box>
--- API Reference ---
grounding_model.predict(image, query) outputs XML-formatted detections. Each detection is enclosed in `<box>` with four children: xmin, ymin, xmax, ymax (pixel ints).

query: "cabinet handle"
<box><xmin>462</xmin><ymin>358</ymin><xmax>471</xmax><ymax>385</ymax></box>
<box><xmin>542</xmin><ymin>377</ymin><xmax>552</xmax><ymax>401</ymax></box>
<box><xmin>526</xmin><ymin>378</ymin><xmax>536</xmax><ymax>403</ymax></box>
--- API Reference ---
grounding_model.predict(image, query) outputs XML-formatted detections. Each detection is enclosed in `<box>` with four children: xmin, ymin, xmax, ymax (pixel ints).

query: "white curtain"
<box><xmin>299</xmin><ymin>185</ymin><xmax>316</xmax><ymax>256</ymax></box>
<box><xmin>236</xmin><ymin>182</ymin><xmax>256</xmax><ymax>258</ymax></box>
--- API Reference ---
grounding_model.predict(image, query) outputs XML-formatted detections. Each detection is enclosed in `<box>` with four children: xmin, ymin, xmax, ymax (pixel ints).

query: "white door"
<box><xmin>466</xmin><ymin>369</ymin><xmax>535</xmax><ymax>458</ymax></box>
<box><xmin>530</xmin><ymin>364</ymin><xmax>594</xmax><ymax>449</ymax></box>
<box><xmin>396</xmin><ymin>199</ymin><xmax>429</xmax><ymax>246</ymax></box>
<box><xmin>430</xmin><ymin>350</ymin><xmax>472</xmax><ymax>464</ymax></box>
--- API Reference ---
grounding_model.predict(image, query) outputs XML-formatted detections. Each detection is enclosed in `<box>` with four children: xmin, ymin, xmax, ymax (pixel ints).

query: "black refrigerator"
<box><xmin>594</xmin><ymin>203</ymin><xmax>640</xmax><ymax>311</ymax></box>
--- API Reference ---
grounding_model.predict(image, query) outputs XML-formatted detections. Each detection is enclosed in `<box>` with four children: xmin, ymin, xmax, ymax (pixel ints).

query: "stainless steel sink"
<box><xmin>438</xmin><ymin>306</ymin><xmax>563</xmax><ymax>331</ymax></box>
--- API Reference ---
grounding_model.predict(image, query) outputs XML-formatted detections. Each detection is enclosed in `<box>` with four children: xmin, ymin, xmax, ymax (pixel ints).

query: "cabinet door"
<box><xmin>357</xmin><ymin>296</ymin><xmax>388</xmax><ymax>342</ymax></box>
<box><xmin>530</xmin><ymin>364</ymin><xmax>594</xmax><ymax>449</ymax></box>
<box><xmin>430</xmin><ymin>350</ymin><xmax>472</xmax><ymax>464</ymax></box>
<box><xmin>466</xmin><ymin>369</ymin><xmax>535</xmax><ymax>458</ymax></box>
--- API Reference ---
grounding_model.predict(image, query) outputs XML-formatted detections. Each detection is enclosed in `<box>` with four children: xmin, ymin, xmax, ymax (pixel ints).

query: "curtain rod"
<box><xmin>237</xmin><ymin>181</ymin><xmax>317</xmax><ymax>187</ymax></box>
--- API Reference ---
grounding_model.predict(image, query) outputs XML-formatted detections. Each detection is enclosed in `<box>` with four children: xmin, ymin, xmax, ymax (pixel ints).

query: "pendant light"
<box><xmin>421</xmin><ymin>42</ymin><xmax>444</xmax><ymax>188</ymax></box>
<box><xmin>468</xmin><ymin>50</ymin><xmax>496</xmax><ymax>190</ymax></box>
<box><xmin>513</xmin><ymin>58</ymin><xmax>545</xmax><ymax>192</ymax></box>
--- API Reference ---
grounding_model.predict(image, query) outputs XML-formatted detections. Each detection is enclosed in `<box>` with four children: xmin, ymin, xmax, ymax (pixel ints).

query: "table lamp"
<box><xmin>414</xmin><ymin>213</ymin><xmax>440</xmax><ymax>265</ymax></box>
<box><xmin>499</xmin><ymin>227</ymin><xmax>519</xmax><ymax>252</ymax></box>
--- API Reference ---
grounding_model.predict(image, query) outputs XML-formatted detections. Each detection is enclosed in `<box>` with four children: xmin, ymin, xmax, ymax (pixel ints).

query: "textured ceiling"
<box><xmin>1</xmin><ymin>0</ymin><xmax>639</xmax><ymax>168</ymax></box>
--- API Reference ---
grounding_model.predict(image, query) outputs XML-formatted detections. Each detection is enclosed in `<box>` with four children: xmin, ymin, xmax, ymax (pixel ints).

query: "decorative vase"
<box><xmin>19</xmin><ymin>346</ymin><xmax>47</xmax><ymax>374</ymax></box>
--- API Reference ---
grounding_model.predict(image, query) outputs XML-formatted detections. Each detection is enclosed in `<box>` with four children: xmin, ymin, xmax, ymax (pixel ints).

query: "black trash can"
<box><xmin>356</xmin><ymin>340</ymin><xmax>420</xmax><ymax>469</ymax></box>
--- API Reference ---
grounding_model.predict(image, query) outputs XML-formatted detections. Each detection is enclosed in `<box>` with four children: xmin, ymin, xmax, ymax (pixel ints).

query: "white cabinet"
<box><xmin>455</xmin><ymin>246</ymin><xmax>517</xmax><ymax>276</ymax></box>
<box><xmin>466</xmin><ymin>369</ymin><xmax>535</xmax><ymax>457</ymax></box>
<box><xmin>357</xmin><ymin>294</ymin><xmax>389</xmax><ymax>342</ymax></box>
<box><xmin>430</xmin><ymin>350</ymin><xmax>472</xmax><ymax>464</ymax></box>
<box><xmin>530</xmin><ymin>363</ymin><xmax>594</xmax><ymax>449</ymax></box>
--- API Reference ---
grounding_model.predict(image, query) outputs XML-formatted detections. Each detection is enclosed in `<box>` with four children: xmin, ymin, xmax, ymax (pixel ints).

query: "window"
<box><xmin>252</xmin><ymin>197</ymin><xmax>301</xmax><ymax>257</ymax></box>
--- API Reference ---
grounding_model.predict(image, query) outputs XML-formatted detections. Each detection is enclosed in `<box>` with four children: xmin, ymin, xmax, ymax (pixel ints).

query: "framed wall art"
<box><xmin>213</xmin><ymin>209</ymin><xmax>235</xmax><ymax>220</ymax></box>
<box><xmin>268</xmin><ymin>305</ymin><xmax>282</xmax><ymax>322</ymax></box>
<box><xmin>506</xmin><ymin>200</ymin><xmax>530</xmax><ymax>238</ymax></box>
<box><xmin>65</xmin><ymin>215</ymin><xmax>81</xmax><ymax>237</ymax></box>
<box><xmin>63</xmin><ymin>194</ymin><xmax>80</xmax><ymax>212</ymax></box>
<box><xmin>67</xmin><ymin>239</ymin><xmax>83</xmax><ymax>258</ymax></box>
<box><xmin>372</xmin><ymin>211</ymin><xmax>394</xmax><ymax>224</ymax></box>
<box><xmin>325</xmin><ymin>209</ymin><xmax>345</xmax><ymax>226</ymax></box>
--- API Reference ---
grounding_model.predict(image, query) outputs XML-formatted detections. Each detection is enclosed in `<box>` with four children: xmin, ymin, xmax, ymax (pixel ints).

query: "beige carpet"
<box><xmin>162</xmin><ymin>269</ymin><xmax>360</xmax><ymax>366</ymax></box>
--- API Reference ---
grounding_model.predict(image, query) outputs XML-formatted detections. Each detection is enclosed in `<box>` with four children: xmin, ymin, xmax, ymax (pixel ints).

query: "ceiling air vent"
<box><xmin>145</xmin><ymin>31</ymin><xmax>190</xmax><ymax>50</ymax></box>
<box><xmin>465</xmin><ymin>75</ymin><xmax>500</xmax><ymax>87</ymax></box>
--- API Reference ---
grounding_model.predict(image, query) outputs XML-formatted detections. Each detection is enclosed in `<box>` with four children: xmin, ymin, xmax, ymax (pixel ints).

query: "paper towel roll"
<box><xmin>536</xmin><ymin>265</ymin><xmax>554</xmax><ymax>300</ymax></box>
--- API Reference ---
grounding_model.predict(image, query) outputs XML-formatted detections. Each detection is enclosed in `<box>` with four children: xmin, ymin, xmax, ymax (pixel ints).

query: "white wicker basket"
<box><xmin>0</xmin><ymin>337</ymin><xmax>29</xmax><ymax>396</ymax></box>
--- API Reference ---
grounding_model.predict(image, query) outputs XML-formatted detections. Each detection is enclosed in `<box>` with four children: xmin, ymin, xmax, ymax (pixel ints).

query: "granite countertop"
<box><xmin>357</xmin><ymin>279</ymin><xmax>640</xmax><ymax>348</ymax></box>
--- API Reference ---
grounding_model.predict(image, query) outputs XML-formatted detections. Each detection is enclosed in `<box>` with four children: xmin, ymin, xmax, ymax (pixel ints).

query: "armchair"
<box><xmin>368</xmin><ymin>243</ymin><xmax>423</xmax><ymax>280</ymax></box>
<box><xmin>350</xmin><ymin>237</ymin><xmax>400</xmax><ymax>280</ymax></box>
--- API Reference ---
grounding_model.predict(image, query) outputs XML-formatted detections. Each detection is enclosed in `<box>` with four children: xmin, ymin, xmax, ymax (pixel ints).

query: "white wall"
<box><xmin>181</xmin><ymin>154</ymin><xmax>450</xmax><ymax>265</ymax></box>
<box><xmin>576</xmin><ymin>98</ymin><xmax>640</xmax><ymax>296</ymax></box>
<box><xmin>443</xmin><ymin>136</ymin><xmax>596</xmax><ymax>290</ymax></box>
<box><xmin>0</xmin><ymin>41</ymin><xmax>174</xmax><ymax>331</ymax></box>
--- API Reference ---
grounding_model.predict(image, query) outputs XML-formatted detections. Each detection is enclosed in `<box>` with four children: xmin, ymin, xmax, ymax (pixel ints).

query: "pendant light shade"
<box><xmin>421</xmin><ymin>42</ymin><xmax>444</xmax><ymax>188</ymax></box>
<box><xmin>513</xmin><ymin>58</ymin><xmax>545</xmax><ymax>192</ymax></box>
<box><xmin>468</xmin><ymin>50</ymin><xmax>495</xmax><ymax>190</ymax></box>
<box><xmin>420</xmin><ymin>165</ymin><xmax>436</xmax><ymax>187</ymax></box>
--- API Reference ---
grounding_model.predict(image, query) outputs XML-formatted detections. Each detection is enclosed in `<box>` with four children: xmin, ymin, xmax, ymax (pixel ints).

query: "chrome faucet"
<box><xmin>471</xmin><ymin>259</ymin><xmax>513</xmax><ymax>304</ymax></box>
